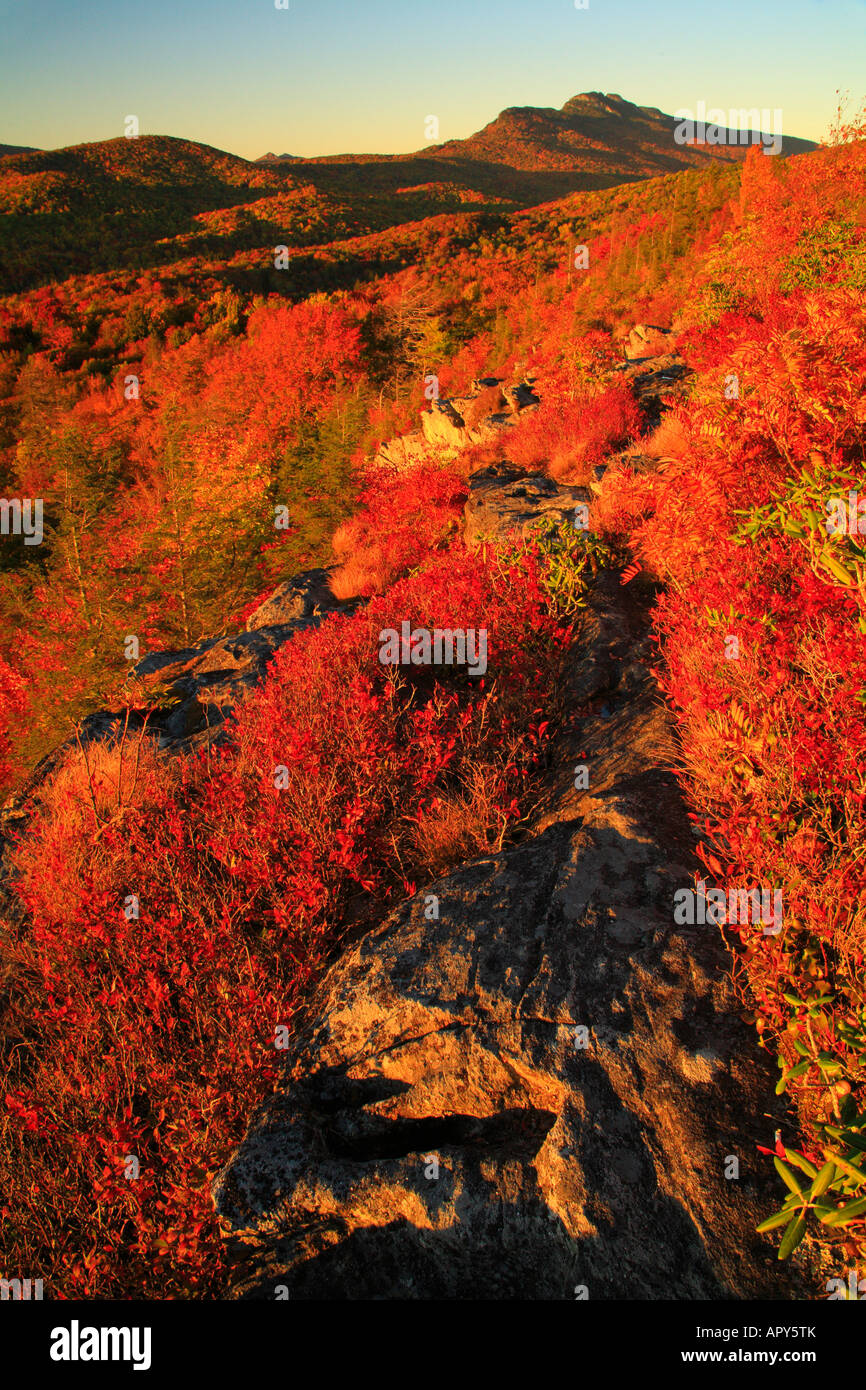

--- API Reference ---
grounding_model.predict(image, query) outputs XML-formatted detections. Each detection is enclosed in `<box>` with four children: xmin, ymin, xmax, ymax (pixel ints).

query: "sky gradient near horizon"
<box><xmin>0</xmin><ymin>0</ymin><xmax>864</xmax><ymax>161</ymax></box>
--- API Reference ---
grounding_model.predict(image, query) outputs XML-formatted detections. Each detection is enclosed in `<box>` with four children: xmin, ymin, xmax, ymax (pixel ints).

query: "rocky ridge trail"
<box><xmin>0</xmin><ymin>334</ymin><xmax>815</xmax><ymax>1298</ymax></box>
<box><xmin>212</xmin><ymin>565</ymin><xmax>816</xmax><ymax>1299</ymax></box>
<box><xmin>210</xmin><ymin>335</ymin><xmax>816</xmax><ymax>1299</ymax></box>
<box><xmin>211</xmin><ymin>339</ymin><xmax>817</xmax><ymax>1301</ymax></box>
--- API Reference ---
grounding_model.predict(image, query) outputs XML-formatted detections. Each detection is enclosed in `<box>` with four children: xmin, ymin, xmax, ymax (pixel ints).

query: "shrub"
<box><xmin>1</xmin><ymin>533</ymin><xmax>594</xmax><ymax>1297</ymax></box>
<box><xmin>328</xmin><ymin>462</ymin><xmax>467</xmax><ymax>598</ymax></box>
<box><xmin>505</xmin><ymin>384</ymin><xmax>644</xmax><ymax>482</ymax></box>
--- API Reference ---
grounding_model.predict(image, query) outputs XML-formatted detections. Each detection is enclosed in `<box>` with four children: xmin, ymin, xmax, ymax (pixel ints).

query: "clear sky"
<box><xmin>0</xmin><ymin>0</ymin><xmax>863</xmax><ymax>161</ymax></box>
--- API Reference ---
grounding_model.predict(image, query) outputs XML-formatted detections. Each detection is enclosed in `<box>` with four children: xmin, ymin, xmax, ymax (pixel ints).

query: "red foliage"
<box><xmin>2</xmin><ymin>542</ymin><xmax>568</xmax><ymax>1296</ymax></box>
<box><xmin>505</xmin><ymin>383</ymin><xmax>644</xmax><ymax>479</ymax></box>
<box><xmin>329</xmin><ymin>462</ymin><xmax>468</xmax><ymax>596</ymax></box>
<box><xmin>595</xmin><ymin>282</ymin><xmax>866</xmax><ymax>1199</ymax></box>
<box><xmin>0</xmin><ymin>657</ymin><xmax>27</xmax><ymax>790</ymax></box>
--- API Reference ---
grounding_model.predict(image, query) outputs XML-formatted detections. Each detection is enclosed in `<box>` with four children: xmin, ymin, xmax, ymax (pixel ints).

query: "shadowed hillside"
<box><xmin>0</xmin><ymin>93</ymin><xmax>815</xmax><ymax>292</ymax></box>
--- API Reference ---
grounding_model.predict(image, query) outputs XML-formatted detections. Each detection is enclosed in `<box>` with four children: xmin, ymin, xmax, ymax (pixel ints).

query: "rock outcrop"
<box><xmin>245</xmin><ymin>568</ymin><xmax>354</xmax><ymax>631</ymax></box>
<box><xmin>373</xmin><ymin>432</ymin><xmax>431</xmax><ymax>472</ymax></box>
<box><xmin>0</xmin><ymin>580</ymin><xmax>360</xmax><ymax>832</ymax></box>
<box><xmin>373</xmin><ymin>377</ymin><xmax>540</xmax><ymax>473</ymax></box>
<box><xmin>213</xmin><ymin>571</ymin><xmax>816</xmax><ymax>1300</ymax></box>
<box><xmin>618</xmin><ymin>354</ymin><xmax>693</xmax><ymax>425</ymax></box>
<box><xmin>124</xmin><ymin>623</ymin><xmax>321</xmax><ymax>752</ymax></box>
<box><xmin>463</xmin><ymin>463</ymin><xmax>592</xmax><ymax>546</ymax></box>
<box><xmin>623</xmin><ymin>323</ymin><xmax>676</xmax><ymax>361</ymax></box>
<box><xmin>613</xmin><ymin>326</ymin><xmax>693</xmax><ymax>428</ymax></box>
<box><xmin>420</xmin><ymin>397</ymin><xmax>472</xmax><ymax>448</ymax></box>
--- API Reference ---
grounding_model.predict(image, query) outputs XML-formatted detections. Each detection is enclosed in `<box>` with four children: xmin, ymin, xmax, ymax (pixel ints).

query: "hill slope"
<box><xmin>262</xmin><ymin>90</ymin><xmax>816</xmax><ymax>202</ymax></box>
<box><xmin>0</xmin><ymin>95</ymin><xmax>816</xmax><ymax>292</ymax></box>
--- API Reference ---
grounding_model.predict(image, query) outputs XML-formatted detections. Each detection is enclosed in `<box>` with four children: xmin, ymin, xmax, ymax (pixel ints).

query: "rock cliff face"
<box><xmin>212</xmin><ymin>568</ymin><xmax>816</xmax><ymax>1300</ymax></box>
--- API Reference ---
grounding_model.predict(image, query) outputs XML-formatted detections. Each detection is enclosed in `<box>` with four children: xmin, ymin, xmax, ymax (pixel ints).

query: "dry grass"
<box><xmin>546</xmin><ymin>452</ymin><xmax>592</xmax><ymax>485</ymax></box>
<box><xmin>409</xmin><ymin>764</ymin><xmax>515</xmax><ymax>875</ymax></box>
<box><xmin>329</xmin><ymin>520</ymin><xmax>356</xmax><ymax>563</ymax></box>
<box><xmin>464</xmin><ymin>439</ymin><xmax>507</xmax><ymax>476</ymax></box>
<box><xmin>642</xmin><ymin>410</ymin><xmax>690</xmax><ymax>461</ymax></box>
<box><xmin>328</xmin><ymin>551</ymin><xmax>391</xmax><ymax>599</ymax></box>
<box><xmin>14</xmin><ymin>731</ymin><xmax>169</xmax><ymax>890</ymax></box>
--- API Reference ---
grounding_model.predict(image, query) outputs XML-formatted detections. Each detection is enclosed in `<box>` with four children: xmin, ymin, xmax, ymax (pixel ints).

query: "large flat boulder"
<box><xmin>245</xmin><ymin>569</ymin><xmax>343</xmax><ymax>631</ymax></box>
<box><xmin>463</xmin><ymin>464</ymin><xmax>592</xmax><ymax>546</ymax></box>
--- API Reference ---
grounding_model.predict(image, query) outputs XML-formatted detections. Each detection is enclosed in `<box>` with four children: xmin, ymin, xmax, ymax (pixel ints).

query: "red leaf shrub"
<box><xmin>329</xmin><ymin>462</ymin><xmax>468</xmax><ymax>597</ymax></box>
<box><xmin>1</xmin><ymin>540</ymin><xmax>570</xmax><ymax>1297</ymax></box>
<box><xmin>505</xmin><ymin>384</ymin><xmax>644</xmax><ymax>482</ymax></box>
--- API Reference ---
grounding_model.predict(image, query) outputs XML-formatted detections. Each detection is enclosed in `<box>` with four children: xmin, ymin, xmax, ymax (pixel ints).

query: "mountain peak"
<box><xmin>425</xmin><ymin>92</ymin><xmax>815</xmax><ymax>184</ymax></box>
<box><xmin>562</xmin><ymin>91</ymin><xmax>632</xmax><ymax>113</ymax></box>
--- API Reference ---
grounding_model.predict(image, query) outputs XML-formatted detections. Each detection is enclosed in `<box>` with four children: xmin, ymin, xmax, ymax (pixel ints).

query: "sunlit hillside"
<box><xmin>0</xmin><ymin>85</ymin><xmax>864</xmax><ymax>1307</ymax></box>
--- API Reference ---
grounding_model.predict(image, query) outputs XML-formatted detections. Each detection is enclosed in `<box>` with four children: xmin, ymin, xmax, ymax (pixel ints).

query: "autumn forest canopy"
<box><xmin>0</xmin><ymin>84</ymin><xmax>865</xmax><ymax>1310</ymax></box>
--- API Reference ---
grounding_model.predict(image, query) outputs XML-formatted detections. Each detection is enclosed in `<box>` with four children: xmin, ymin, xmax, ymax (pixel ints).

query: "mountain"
<box><xmin>0</xmin><ymin>135</ymin><xmax>355</xmax><ymax>291</ymax></box>
<box><xmin>260</xmin><ymin>90</ymin><xmax>817</xmax><ymax>201</ymax></box>
<box><xmin>0</xmin><ymin>134</ymin><xmax>291</xmax><ymax>214</ymax></box>
<box><xmin>429</xmin><ymin>90</ymin><xmax>816</xmax><ymax>174</ymax></box>
<box><xmin>0</xmin><ymin>143</ymin><xmax>41</xmax><ymax>158</ymax></box>
<box><xmin>0</xmin><ymin>95</ymin><xmax>817</xmax><ymax>291</ymax></box>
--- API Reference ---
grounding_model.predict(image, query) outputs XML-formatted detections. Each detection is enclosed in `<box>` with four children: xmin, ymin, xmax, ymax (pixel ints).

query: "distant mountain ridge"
<box><xmin>0</xmin><ymin>143</ymin><xmax>41</xmax><ymax>158</ymax></box>
<box><xmin>0</xmin><ymin>92</ymin><xmax>818</xmax><ymax>291</ymax></box>
<box><xmin>256</xmin><ymin>90</ymin><xmax>816</xmax><ymax>188</ymax></box>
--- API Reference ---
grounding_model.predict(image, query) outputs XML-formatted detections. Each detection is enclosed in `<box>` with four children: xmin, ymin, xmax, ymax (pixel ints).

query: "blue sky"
<box><xmin>0</xmin><ymin>0</ymin><xmax>863</xmax><ymax>160</ymax></box>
